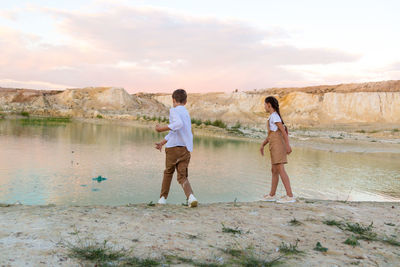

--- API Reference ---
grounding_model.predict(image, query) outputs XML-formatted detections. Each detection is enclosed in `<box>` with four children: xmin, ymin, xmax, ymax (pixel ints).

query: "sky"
<box><xmin>0</xmin><ymin>0</ymin><xmax>399</xmax><ymax>93</ymax></box>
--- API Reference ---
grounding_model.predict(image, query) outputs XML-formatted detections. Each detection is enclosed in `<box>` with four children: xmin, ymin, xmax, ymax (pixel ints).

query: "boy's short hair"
<box><xmin>172</xmin><ymin>89</ymin><xmax>187</xmax><ymax>103</ymax></box>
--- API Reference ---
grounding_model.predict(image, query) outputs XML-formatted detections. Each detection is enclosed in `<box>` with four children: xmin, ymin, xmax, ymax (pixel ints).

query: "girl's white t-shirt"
<box><xmin>268</xmin><ymin>112</ymin><xmax>282</xmax><ymax>132</ymax></box>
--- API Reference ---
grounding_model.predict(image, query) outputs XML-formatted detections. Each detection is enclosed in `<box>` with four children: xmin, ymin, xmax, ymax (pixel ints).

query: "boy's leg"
<box><xmin>160</xmin><ymin>148</ymin><xmax>177</xmax><ymax>199</ymax></box>
<box><xmin>176</xmin><ymin>148</ymin><xmax>193</xmax><ymax>198</ymax></box>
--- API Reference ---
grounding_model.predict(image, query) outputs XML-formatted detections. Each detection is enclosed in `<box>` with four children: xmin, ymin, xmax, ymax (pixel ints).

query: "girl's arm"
<box><xmin>260</xmin><ymin>136</ymin><xmax>269</xmax><ymax>156</ymax></box>
<box><xmin>276</xmin><ymin>122</ymin><xmax>292</xmax><ymax>154</ymax></box>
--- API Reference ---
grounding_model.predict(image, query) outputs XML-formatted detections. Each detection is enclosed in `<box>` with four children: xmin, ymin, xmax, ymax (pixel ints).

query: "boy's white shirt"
<box><xmin>268</xmin><ymin>112</ymin><xmax>282</xmax><ymax>132</ymax></box>
<box><xmin>165</xmin><ymin>105</ymin><xmax>193</xmax><ymax>152</ymax></box>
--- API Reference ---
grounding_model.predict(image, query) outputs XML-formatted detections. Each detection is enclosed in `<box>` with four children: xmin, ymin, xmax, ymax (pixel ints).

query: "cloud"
<box><xmin>0</xmin><ymin>9</ymin><xmax>19</xmax><ymax>21</ymax></box>
<box><xmin>0</xmin><ymin>5</ymin><xmax>360</xmax><ymax>92</ymax></box>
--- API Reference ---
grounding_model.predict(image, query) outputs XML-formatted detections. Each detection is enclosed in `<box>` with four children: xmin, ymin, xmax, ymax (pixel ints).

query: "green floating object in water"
<box><xmin>92</xmin><ymin>175</ymin><xmax>107</xmax><ymax>183</ymax></box>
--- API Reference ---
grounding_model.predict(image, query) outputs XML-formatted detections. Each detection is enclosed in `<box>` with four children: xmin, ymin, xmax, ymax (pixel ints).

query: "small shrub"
<box><xmin>313</xmin><ymin>242</ymin><xmax>328</xmax><ymax>252</ymax></box>
<box><xmin>323</xmin><ymin>219</ymin><xmax>343</xmax><ymax>228</ymax></box>
<box><xmin>345</xmin><ymin>222</ymin><xmax>374</xmax><ymax>235</ymax></box>
<box><xmin>212</xmin><ymin>120</ymin><xmax>226</xmax><ymax>129</ymax></box>
<box><xmin>344</xmin><ymin>235</ymin><xmax>360</xmax><ymax>247</ymax></box>
<box><xmin>232</xmin><ymin>122</ymin><xmax>241</xmax><ymax>129</ymax></box>
<box><xmin>20</xmin><ymin>111</ymin><xmax>29</xmax><ymax>117</ymax></box>
<box><xmin>191</xmin><ymin>118</ymin><xmax>202</xmax><ymax>126</ymax></box>
<box><xmin>221</xmin><ymin>223</ymin><xmax>242</xmax><ymax>234</ymax></box>
<box><xmin>289</xmin><ymin>218</ymin><xmax>302</xmax><ymax>226</ymax></box>
<box><xmin>278</xmin><ymin>240</ymin><xmax>303</xmax><ymax>255</ymax></box>
<box><xmin>67</xmin><ymin>239</ymin><xmax>126</xmax><ymax>262</ymax></box>
<box><xmin>96</xmin><ymin>114</ymin><xmax>103</xmax><ymax>119</ymax></box>
<box><xmin>204</xmin><ymin>120</ymin><xmax>212</xmax><ymax>126</ymax></box>
<box><xmin>393</xmin><ymin>128</ymin><xmax>399</xmax><ymax>132</ymax></box>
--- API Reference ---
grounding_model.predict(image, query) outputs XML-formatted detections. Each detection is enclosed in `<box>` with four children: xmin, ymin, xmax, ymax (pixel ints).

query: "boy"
<box><xmin>154</xmin><ymin>89</ymin><xmax>198</xmax><ymax>207</ymax></box>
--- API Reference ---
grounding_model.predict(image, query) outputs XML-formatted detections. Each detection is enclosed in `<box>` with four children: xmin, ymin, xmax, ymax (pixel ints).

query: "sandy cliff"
<box><xmin>0</xmin><ymin>87</ymin><xmax>168</xmax><ymax>119</ymax></box>
<box><xmin>154</xmin><ymin>80</ymin><xmax>400</xmax><ymax>127</ymax></box>
<box><xmin>1</xmin><ymin>80</ymin><xmax>400</xmax><ymax>128</ymax></box>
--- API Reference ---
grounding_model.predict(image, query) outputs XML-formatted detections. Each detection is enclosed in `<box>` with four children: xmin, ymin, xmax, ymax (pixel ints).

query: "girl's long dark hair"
<box><xmin>265</xmin><ymin>96</ymin><xmax>284</xmax><ymax>124</ymax></box>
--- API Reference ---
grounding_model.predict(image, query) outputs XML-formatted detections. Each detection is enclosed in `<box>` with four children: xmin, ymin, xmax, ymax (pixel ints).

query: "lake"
<box><xmin>0</xmin><ymin>119</ymin><xmax>399</xmax><ymax>205</ymax></box>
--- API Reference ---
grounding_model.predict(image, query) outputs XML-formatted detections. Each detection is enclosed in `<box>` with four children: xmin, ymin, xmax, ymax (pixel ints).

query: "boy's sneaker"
<box><xmin>261</xmin><ymin>194</ymin><xmax>277</xmax><ymax>202</ymax></box>
<box><xmin>158</xmin><ymin>196</ymin><xmax>167</xmax><ymax>205</ymax></box>
<box><xmin>188</xmin><ymin>194</ymin><xmax>198</xmax><ymax>208</ymax></box>
<box><xmin>276</xmin><ymin>195</ymin><xmax>296</xmax><ymax>203</ymax></box>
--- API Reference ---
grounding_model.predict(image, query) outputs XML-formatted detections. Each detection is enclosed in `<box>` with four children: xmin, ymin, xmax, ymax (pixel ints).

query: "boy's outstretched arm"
<box><xmin>155</xmin><ymin>139</ymin><xmax>167</xmax><ymax>152</ymax></box>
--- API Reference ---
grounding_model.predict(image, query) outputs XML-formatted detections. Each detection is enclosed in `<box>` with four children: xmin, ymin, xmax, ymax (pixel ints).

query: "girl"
<box><xmin>260</xmin><ymin>96</ymin><xmax>295</xmax><ymax>203</ymax></box>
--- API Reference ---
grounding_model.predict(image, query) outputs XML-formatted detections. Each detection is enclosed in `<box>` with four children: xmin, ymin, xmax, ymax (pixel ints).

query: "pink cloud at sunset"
<box><xmin>0</xmin><ymin>1</ymin><xmax>399</xmax><ymax>93</ymax></box>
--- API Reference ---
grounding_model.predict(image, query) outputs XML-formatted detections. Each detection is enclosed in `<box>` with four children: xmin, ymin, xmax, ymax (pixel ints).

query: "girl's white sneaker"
<box><xmin>277</xmin><ymin>195</ymin><xmax>296</xmax><ymax>203</ymax></box>
<box><xmin>188</xmin><ymin>194</ymin><xmax>198</xmax><ymax>208</ymax></box>
<box><xmin>158</xmin><ymin>196</ymin><xmax>167</xmax><ymax>204</ymax></box>
<box><xmin>261</xmin><ymin>194</ymin><xmax>277</xmax><ymax>202</ymax></box>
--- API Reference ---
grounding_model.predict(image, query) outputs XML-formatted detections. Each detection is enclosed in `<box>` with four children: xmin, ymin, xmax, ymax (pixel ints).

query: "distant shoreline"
<box><xmin>2</xmin><ymin>115</ymin><xmax>400</xmax><ymax>153</ymax></box>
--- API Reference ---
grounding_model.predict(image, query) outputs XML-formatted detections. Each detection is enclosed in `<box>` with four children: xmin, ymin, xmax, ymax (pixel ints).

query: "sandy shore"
<box><xmin>1</xmin><ymin>200</ymin><xmax>399</xmax><ymax>266</ymax></box>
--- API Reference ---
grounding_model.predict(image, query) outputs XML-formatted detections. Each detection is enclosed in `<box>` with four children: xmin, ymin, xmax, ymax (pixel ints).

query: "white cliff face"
<box><xmin>154</xmin><ymin>91</ymin><xmax>400</xmax><ymax>127</ymax></box>
<box><xmin>155</xmin><ymin>92</ymin><xmax>267</xmax><ymax>126</ymax></box>
<box><xmin>1</xmin><ymin>81</ymin><xmax>399</xmax><ymax>127</ymax></box>
<box><xmin>320</xmin><ymin>92</ymin><xmax>400</xmax><ymax>123</ymax></box>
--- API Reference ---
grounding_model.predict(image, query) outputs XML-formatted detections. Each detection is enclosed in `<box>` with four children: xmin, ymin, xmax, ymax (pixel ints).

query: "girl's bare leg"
<box><xmin>277</xmin><ymin>164</ymin><xmax>293</xmax><ymax>197</ymax></box>
<box><xmin>267</xmin><ymin>164</ymin><xmax>279</xmax><ymax>197</ymax></box>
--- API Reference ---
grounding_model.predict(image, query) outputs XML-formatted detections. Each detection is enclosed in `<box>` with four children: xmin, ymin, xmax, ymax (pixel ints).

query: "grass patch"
<box><xmin>322</xmin><ymin>219</ymin><xmax>343</xmax><ymax>228</ymax></box>
<box><xmin>19</xmin><ymin>116</ymin><xmax>71</xmax><ymax>126</ymax></box>
<box><xmin>123</xmin><ymin>257</ymin><xmax>160</xmax><ymax>266</ymax></box>
<box><xmin>344</xmin><ymin>222</ymin><xmax>374</xmax><ymax>236</ymax></box>
<box><xmin>211</xmin><ymin>120</ymin><xmax>226</xmax><ymax>129</ymax></box>
<box><xmin>139</xmin><ymin>115</ymin><xmax>169</xmax><ymax>123</ymax></box>
<box><xmin>147</xmin><ymin>201</ymin><xmax>155</xmax><ymax>207</ymax></box>
<box><xmin>221</xmin><ymin>223</ymin><xmax>242</xmax><ymax>234</ymax></box>
<box><xmin>66</xmin><ymin>239</ymin><xmax>127</xmax><ymax>263</ymax></box>
<box><xmin>96</xmin><ymin>114</ymin><xmax>103</xmax><ymax>119</ymax></box>
<box><xmin>288</xmin><ymin>218</ymin><xmax>302</xmax><ymax>226</ymax></box>
<box><xmin>65</xmin><ymin>237</ymin><xmax>161</xmax><ymax>266</ymax></box>
<box><xmin>191</xmin><ymin>118</ymin><xmax>203</xmax><ymax>126</ymax></box>
<box><xmin>380</xmin><ymin>236</ymin><xmax>400</xmax><ymax>246</ymax></box>
<box><xmin>278</xmin><ymin>240</ymin><xmax>303</xmax><ymax>255</ymax></box>
<box><xmin>393</xmin><ymin>128</ymin><xmax>399</xmax><ymax>132</ymax></box>
<box><xmin>368</xmin><ymin>130</ymin><xmax>379</xmax><ymax>133</ymax></box>
<box><xmin>20</xmin><ymin>111</ymin><xmax>29</xmax><ymax>117</ymax></box>
<box><xmin>204</xmin><ymin>119</ymin><xmax>212</xmax><ymax>126</ymax></box>
<box><xmin>344</xmin><ymin>235</ymin><xmax>360</xmax><ymax>247</ymax></box>
<box><xmin>164</xmin><ymin>255</ymin><xmax>224</xmax><ymax>267</ymax></box>
<box><xmin>313</xmin><ymin>242</ymin><xmax>328</xmax><ymax>252</ymax></box>
<box><xmin>221</xmin><ymin>246</ymin><xmax>282</xmax><ymax>267</ymax></box>
<box><xmin>356</xmin><ymin>130</ymin><xmax>366</xmax><ymax>133</ymax></box>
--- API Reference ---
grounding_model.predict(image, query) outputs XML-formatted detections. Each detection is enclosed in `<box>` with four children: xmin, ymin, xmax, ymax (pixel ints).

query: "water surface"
<box><xmin>0</xmin><ymin>119</ymin><xmax>399</xmax><ymax>205</ymax></box>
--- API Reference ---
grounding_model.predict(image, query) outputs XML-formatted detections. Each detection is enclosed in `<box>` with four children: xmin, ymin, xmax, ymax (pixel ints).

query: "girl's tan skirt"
<box><xmin>268</xmin><ymin>131</ymin><xmax>287</xmax><ymax>165</ymax></box>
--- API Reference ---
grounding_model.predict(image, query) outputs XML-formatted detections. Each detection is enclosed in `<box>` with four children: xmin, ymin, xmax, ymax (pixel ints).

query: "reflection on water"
<box><xmin>0</xmin><ymin>119</ymin><xmax>399</xmax><ymax>205</ymax></box>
